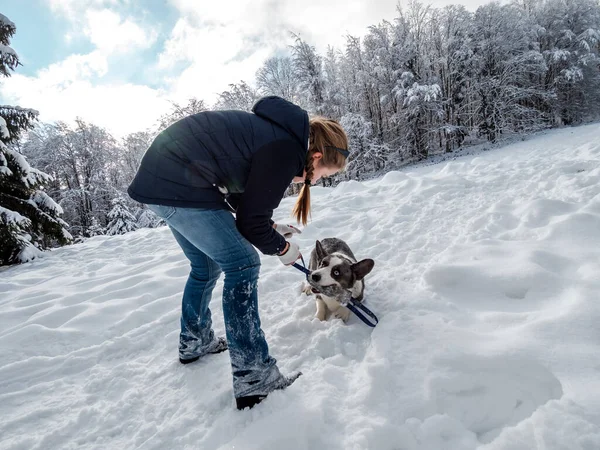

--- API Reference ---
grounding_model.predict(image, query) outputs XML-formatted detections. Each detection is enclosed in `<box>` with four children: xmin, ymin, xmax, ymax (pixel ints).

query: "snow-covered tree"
<box><xmin>344</xmin><ymin>35</ymin><xmax>374</xmax><ymax>122</ymax></box>
<box><xmin>256</xmin><ymin>55</ymin><xmax>301</xmax><ymax>103</ymax></box>
<box><xmin>136</xmin><ymin>207</ymin><xmax>163</xmax><ymax>229</ymax></box>
<box><xmin>106</xmin><ymin>197</ymin><xmax>138</xmax><ymax>236</ymax></box>
<box><xmin>0</xmin><ymin>15</ymin><xmax>37</xmax><ymax>143</ymax></box>
<box><xmin>0</xmin><ymin>13</ymin><xmax>18</xmax><ymax>77</ymax></box>
<box><xmin>214</xmin><ymin>81</ymin><xmax>260</xmax><ymax>111</ymax></box>
<box><xmin>362</xmin><ymin>21</ymin><xmax>404</xmax><ymax>141</ymax></box>
<box><xmin>52</xmin><ymin>120</ymin><xmax>119</xmax><ymax>236</ymax></box>
<box><xmin>291</xmin><ymin>34</ymin><xmax>326</xmax><ymax>114</ymax></box>
<box><xmin>158</xmin><ymin>98</ymin><xmax>207</xmax><ymax>130</ymax></box>
<box><xmin>470</xmin><ymin>2</ymin><xmax>550</xmax><ymax>141</ymax></box>
<box><xmin>536</xmin><ymin>0</ymin><xmax>600</xmax><ymax>125</ymax></box>
<box><xmin>121</xmin><ymin>130</ymin><xmax>153</xmax><ymax>184</ymax></box>
<box><xmin>429</xmin><ymin>5</ymin><xmax>473</xmax><ymax>151</ymax></box>
<box><xmin>21</xmin><ymin>120</ymin><xmax>154</xmax><ymax>239</ymax></box>
<box><xmin>0</xmin><ymin>14</ymin><xmax>71</xmax><ymax>265</ymax></box>
<box><xmin>87</xmin><ymin>216</ymin><xmax>104</xmax><ymax>237</ymax></box>
<box><xmin>322</xmin><ymin>47</ymin><xmax>348</xmax><ymax>119</ymax></box>
<box><xmin>340</xmin><ymin>113</ymin><xmax>390</xmax><ymax>180</ymax></box>
<box><xmin>394</xmin><ymin>72</ymin><xmax>443</xmax><ymax>159</ymax></box>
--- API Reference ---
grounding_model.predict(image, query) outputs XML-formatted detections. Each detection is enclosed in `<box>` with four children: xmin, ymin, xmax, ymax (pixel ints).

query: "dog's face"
<box><xmin>308</xmin><ymin>240</ymin><xmax>374</xmax><ymax>294</ymax></box>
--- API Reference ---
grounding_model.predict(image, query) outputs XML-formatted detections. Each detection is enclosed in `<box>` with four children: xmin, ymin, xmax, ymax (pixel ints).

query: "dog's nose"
<box><xmin>311</xmin><ymin>273</ymin><xmax>321</xmax><ymax>282</ymax></box>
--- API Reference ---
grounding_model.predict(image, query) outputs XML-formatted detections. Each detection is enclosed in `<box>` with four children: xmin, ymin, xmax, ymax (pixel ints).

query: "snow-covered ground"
<box><xmin>2</xmin><ymin>124</ymin><xmax>600</xmax><ymax>450</ymax></box>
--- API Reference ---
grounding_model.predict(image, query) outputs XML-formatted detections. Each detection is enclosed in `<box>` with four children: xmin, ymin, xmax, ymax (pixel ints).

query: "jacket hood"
<box><xmin>252</xmin><ymin>96</ymin><xmax>309</xmax><ymax>150</ymax></box>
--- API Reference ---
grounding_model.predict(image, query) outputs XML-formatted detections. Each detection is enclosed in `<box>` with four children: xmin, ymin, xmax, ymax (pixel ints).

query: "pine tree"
<box><xmin>136</xmin><ymin>207</ymin><xmax>163</xmax><ymax>229</ymax></box>
<box><xmin>87</xmin><ymin>216</ymin><xmax>104</xmax><ymax>237</ymax></box>
<box><xmin>106</xmin><ymin>197</ymin><xmax>138</xmax><ymax>236</ymax></box>
<box><xmin>0</xmin><ymin>14</ymin><xmax>71</xmax><ymax>265</ymax></box>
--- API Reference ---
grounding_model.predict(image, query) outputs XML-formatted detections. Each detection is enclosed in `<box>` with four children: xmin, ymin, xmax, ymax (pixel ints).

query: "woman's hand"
<box><xmin>278</xmin><ymin>241</ymin><xmax>302</xmax><ymax>266</ymax></box>
<box><xmin>273</xmin><ymin>223</ymin><xmax>302</xmax><ymax>239</ymax></box>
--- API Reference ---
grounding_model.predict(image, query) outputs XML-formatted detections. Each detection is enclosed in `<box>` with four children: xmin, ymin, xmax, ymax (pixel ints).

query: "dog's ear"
<box><xmin>352</xmin><ymin>259</ymin><xmax>374</xmax><ymax>280</ymax></box>
<box><xmin>315</xmin><ymin>240</ymin><xmax>327</xmax><ymax>260</ymax></box>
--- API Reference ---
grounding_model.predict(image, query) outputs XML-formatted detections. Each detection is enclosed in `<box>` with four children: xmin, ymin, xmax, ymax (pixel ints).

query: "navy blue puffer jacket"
<box><xmin>128</xmin><ymin>96</ymin><xmax>309</xmax><ymax>255</ymax></box>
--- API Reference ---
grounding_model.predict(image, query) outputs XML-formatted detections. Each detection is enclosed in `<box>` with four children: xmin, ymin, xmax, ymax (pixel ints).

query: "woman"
<box><xmin>128</xmin><ymin>96</ymin><xmax>349</xmax><ymax>410</ymax></box>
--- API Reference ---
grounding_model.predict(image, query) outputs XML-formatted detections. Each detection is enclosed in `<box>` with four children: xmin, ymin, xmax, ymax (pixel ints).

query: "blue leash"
<box><xmin>345</xmin><ymin>300</ymin><xmax>379</xmax><ymax>328</ymax></box>
<box><xmin>292</xmin><ymin>257</ymin><xmax>379</xmax><ymax>328</ymax></box>
<box><xmin>291</xmin><ymin>255</ymin><xmax>311</xmax><ymax>278</ymax></box>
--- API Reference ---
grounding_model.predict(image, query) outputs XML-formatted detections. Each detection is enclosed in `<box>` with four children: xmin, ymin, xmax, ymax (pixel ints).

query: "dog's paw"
<box><xmin>333</xmin><ymin>306</ymin><xmax>351</xmax><ymax>323</ymax></box>
<box><xmin>301</xmin><ymin>282</ymin><xmax>312</xmax><ymax>296</ymax></box>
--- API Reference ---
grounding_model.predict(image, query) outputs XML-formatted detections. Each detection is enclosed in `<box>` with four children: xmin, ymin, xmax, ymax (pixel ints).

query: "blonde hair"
<box><xmin>293</xmin><ymin>117</ymin><xmax>348</xmax><ymax>225</ymax></box>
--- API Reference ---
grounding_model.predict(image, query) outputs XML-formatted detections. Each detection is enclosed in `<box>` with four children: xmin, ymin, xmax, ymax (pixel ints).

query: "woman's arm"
<box><xmin>235</xmin><ymin>140</ymin><xmax>304</xmax><ymax>255</ymax></box>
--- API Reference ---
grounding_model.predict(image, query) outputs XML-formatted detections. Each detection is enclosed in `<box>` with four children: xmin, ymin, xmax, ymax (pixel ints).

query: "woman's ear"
<box><xmin>312</xmin><ymin>152</ymin><xmax>323</xmax><ymax>161</ymax></box>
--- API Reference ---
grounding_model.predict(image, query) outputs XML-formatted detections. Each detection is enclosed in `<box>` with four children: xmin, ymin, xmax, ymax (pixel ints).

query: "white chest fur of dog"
<box><xmin>304</xmin><ymin>239</ymin><xmax>374</xmax><ymax>323</ymax></box>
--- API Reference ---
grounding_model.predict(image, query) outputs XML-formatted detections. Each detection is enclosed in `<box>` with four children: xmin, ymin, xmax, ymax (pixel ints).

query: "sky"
<box><xmin>1</xmin><ymin>0</ymin><xmax>495</xmax><ymax>137</ymax></box>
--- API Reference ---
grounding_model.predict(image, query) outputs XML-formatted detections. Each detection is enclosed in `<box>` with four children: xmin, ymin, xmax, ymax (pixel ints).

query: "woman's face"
<box><xmin>292</xmin><ymin>153</ymin><xmax>340</xmax><ymax>185</ymax></box>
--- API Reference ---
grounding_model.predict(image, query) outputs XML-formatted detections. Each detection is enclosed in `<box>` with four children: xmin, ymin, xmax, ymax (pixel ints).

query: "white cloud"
<box><xmin>38</xmin><ymin>51</ymin><xmax>108</xmax><ymax>84</ymax></box>
<box><xmin>1</xmin><ymin>71</ymin><xmax>169</xmax><ymax>137</ymax></box>
<box><xmin>84</xmin><ymin>9</ymin><xmax>156</xmax><ymax>54</ymax></box>
<box><xmin>46</xmin><ymin>1</ymin><xmax>154</xmax><ymax>51</ymax></box>
<box><xmin>46</xmin><ymin>0</ymin><xmax>121</xmax><ymax>16</ymax></box>
<box><xmin>1</xmin><ymin>42</ymin><xmax>164</xmax><ymax>137</ymax></box>
<box><xmin>157</xmin><ymin>16</ymin><xmax>277</xmax><ymax>103</ymax></box>
<box><xmin>3</xmin><ymin>2</ymin><xmax>164</xmax><ymax>136</ymax></box>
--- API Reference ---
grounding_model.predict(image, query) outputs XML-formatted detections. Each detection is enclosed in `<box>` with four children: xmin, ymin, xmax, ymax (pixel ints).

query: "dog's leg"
<box><xmin>321</xmin><ymin>296</ymin><xmax>351</xmax><ymax>323</ymax></box>
<box><xmin>315</xmin><ymin>296</ymin><xmax>327</xmax><ymax>321</ymax></box>
<box><xmin>333</xmin><ymin>305</ymin><xmax>351</xmax><ymax>322</ymax></box>
<box><xmin>302</xmin><ymin>281</ymin><xmax>313</xmax><ymax>296</ymax></box>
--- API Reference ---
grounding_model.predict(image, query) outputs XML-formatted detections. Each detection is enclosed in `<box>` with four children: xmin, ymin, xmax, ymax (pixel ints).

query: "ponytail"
<box><xmin>292</xmin><ymin>156</ymin><xmax>316</xmax><ymax>225</ymax></box>
<box><xmin>292</xmin><ymin>117</ymin><xmax>348</xmax><ymax>225</ymax></box>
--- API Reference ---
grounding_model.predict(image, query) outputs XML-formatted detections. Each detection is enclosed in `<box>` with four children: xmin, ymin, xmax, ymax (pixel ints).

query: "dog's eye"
<box><xmin>333</xmin><ymin>270</ymin><xmax>340</xmax><ymax>276</ymax></box>
<box><xmin>321</xmin><ymin>261</ymin><xmax>328</xmax><ymax>267</ymax></box>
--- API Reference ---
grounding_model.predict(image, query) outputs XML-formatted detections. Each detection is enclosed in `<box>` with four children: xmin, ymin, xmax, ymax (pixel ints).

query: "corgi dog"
<box><xmin>304</xmin><ymin>238</ymin><xmax>374</xmax><ymax>322</ymax></box>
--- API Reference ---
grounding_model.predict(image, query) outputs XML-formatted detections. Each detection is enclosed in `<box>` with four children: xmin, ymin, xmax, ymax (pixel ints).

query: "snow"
<box><xmin>15</xmin><ymin>237</ymin><xmax>43</xmax><ymax>263</ymax></box>
<box><xmin>0</xmin><ymin>164</ymin><xmax>13</xmax><ymax>177</ymax></box>
<box><xmin>2</xmin><ymin>124</ymin><xmax>600</xmax><ymax>449</ymax></box>
<box><xmin>562</xmin><ymin>67</ymin><xmax>584</xmax><ymax>82</ymax></box>
<box><xmin>0</xmin><ymin>116</ymin><xmax>9</xmax><ymax>140</ymax></box>
<box><xmin>405</xmin><ymin>83</ymin><xmax>442</xmax><ymax>105</ymax></box>
<box><xmin>0</xmin><ymin>13</ymin><xmax>15</xmax><ymax>29</ymax></box>
<box><xmin>0</xmin><ymin>43</ymin><xmax>17</xmax><ymax>59</ymax></box>
<box><xmin>547</xmin><ymin>49</ymin><xmax>570</xmax><ymax>62</ymax></box>
<box><xmin>31</xmin><ymin>190</ymin><xmax>64</xmax><ymax>215</ymax></box>
<box><xmin>0</xmin><ymin>205</ymin><xmax>31</xmax><ymax>227</ymax></box>
<box><xmin>0</xmin><ymin>145</ymin><xmax>44</xmax><ymax>187</ymax></box>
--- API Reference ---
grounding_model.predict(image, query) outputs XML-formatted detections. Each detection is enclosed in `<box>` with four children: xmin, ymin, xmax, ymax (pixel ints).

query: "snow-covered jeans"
<box><xmin>147</xmin><ymin>205</ymin><xmax>284</xmax><ymax>398</ymax></box>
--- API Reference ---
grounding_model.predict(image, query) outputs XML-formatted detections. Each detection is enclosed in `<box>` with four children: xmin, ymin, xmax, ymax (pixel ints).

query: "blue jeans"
<box><xmin>148</xmin><ymin>205</ymin><xmax>283</xmax><ymax>397</ymax></box>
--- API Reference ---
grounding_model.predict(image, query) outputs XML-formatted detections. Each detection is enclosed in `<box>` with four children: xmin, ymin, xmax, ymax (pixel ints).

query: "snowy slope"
<box><xmin>2</xmin><ymin>124</ymin><xmax>600</xmax><ymax>450</ymax></box>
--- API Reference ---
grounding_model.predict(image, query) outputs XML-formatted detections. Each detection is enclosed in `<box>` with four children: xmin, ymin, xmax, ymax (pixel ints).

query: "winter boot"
<box><xmin>179</xmin><ymin>336</ymin><xmax>228</xmax><ymax>364</ymax></box>
<box><xmin>236</xmin><ymin>372</ymin><xmax>302</xmax><ymax>410</ymax></box>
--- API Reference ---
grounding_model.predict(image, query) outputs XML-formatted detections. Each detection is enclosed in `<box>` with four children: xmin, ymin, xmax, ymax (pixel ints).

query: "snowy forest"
<box><xmin>1</xmin><ymin>0</ymin><xmax>600</xmax><ymax>265</ymax></box>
